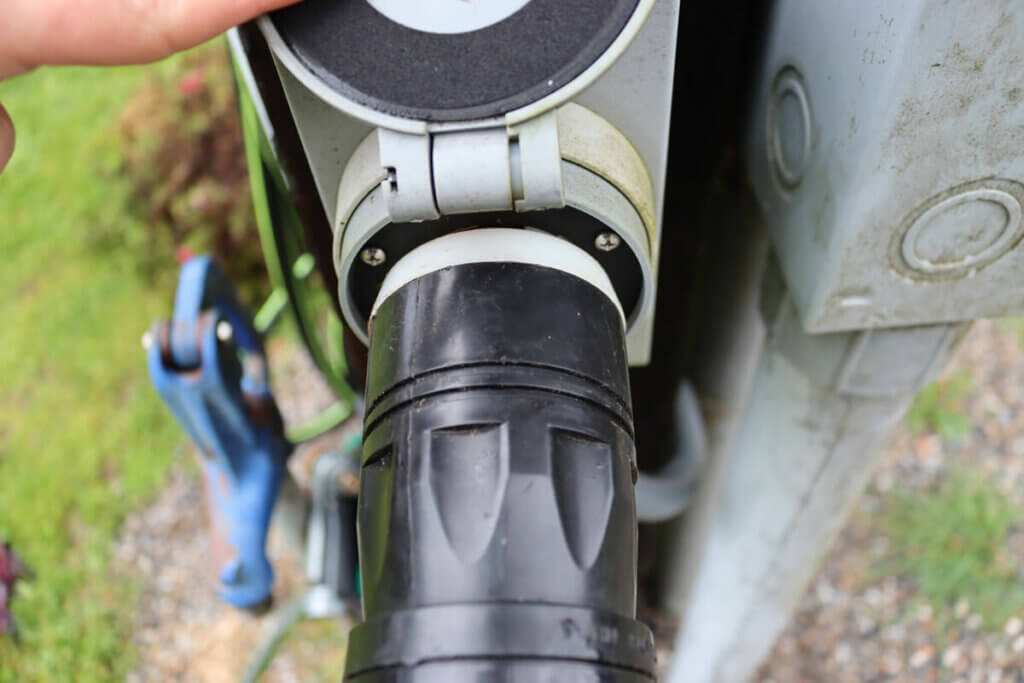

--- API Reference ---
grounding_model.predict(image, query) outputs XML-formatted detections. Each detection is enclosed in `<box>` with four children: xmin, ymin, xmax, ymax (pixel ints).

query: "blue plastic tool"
<box><xmin>147</xmin><ymin>256</ymin><xmax>291</xmax><ymax>609</ymax></box>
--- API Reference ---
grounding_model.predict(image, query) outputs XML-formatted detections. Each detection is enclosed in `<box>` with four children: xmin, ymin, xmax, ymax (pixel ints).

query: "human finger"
<box><xmin>2</xmin><ymin>0</ymin><xmax>302</xmax><ymax>72</ymax></box>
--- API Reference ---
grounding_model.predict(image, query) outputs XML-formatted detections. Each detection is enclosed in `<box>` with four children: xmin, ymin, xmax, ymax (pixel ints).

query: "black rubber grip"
<box><xmin>346</xmin><ymin>262</ymin><xmax>654</xmax><ymax>681</ymax></box>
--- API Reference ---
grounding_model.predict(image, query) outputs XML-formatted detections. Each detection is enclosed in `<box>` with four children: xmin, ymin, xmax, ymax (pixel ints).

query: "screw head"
<box><xmin>595</xmin><ymin>232</ymin><xmax>621</xmax><ymax>252</ymax></box>
<box><xmin>216</xmin><ymin>321</ymin><xmax>234</xmax><ymax>342</ymax></box>
<box><xmin>361</xmin><ymin>247</ymin><xmax>387</xmax><ymax>267</ymax></box>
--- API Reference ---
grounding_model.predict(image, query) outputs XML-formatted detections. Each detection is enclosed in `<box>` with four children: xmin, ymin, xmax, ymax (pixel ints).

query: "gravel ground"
<box><xmin>760</xmin><ymin>319</ymin><xmax>1024</xmax><ymax>683</ymax></box>
<box><xmin>115</xmin><ymin>338</ymin><xmax>351</xmax><ymax>682</ymax></box>
<box><xmin>116</xmin><ymin>320</ymin><xmax>1024</xmax><ymax>681</ymax></box>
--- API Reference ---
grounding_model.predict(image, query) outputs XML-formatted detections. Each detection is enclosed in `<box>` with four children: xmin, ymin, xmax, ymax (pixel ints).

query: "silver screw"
<box><xmin>141</xmin><ymin>330</ymin><xmax>154</xmax><ymax>350</ymax></box>
<box><xmin>216</xmin><ymin>321</ymin><xmax>234</xmax><ymax>342</ymax></box>
<box><xmin>361</xmin><ymin>247</ymin><xmax>387</xmax><ymax>267</ymax></box>
<box><xmin>595</xmin><ymin>232</ymin><xmax>621</xmax><ymax>252</ymax></box>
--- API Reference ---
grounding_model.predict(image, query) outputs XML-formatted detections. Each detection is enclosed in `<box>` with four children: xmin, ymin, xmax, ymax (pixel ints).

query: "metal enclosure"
<box><xmin>665</xmin><ymin>2</ymin><xmax>1024</xmax><ymax>681</ymax></box>
<box><xmin>748</xmin><ymin>0</ymin><xmax>1024</xmax><ymax>332</ymax></box>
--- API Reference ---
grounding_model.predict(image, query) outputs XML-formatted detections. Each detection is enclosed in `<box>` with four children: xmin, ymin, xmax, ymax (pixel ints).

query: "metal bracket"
<box><xmin>304</xmin><ymin>436</ymin><xmax>361</xmax><ymax>611</ymax></box>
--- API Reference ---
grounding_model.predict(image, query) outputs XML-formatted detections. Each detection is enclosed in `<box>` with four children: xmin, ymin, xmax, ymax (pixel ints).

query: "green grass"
<box><xmin>0</xmin><ymin>59</ymin><xmax>195</xmax><ymax>680</ymax></box>
<box><xmin>876</xmin><ymin>472</ymin><xmax>1024</xmax><ymax>633</ymax></box>
<box><xmin>906</xmin><ymin>370</ymin><xmax>973</xmax><ymax>439</ymax></box>
<box><xmin>997</xmin><ymin>317</ymin><xmax>1024</xmax><ymax>348</ymax></box>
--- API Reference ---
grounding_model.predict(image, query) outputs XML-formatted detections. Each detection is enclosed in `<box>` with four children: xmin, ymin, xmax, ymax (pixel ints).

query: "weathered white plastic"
<box><xmin>748</xmin><ymin>0</ymin><xmax>1024</xmax><ymax>333</ymax></box>
<box><xmin>377</xmin><ymin>130</ymin><xmax>439</xmax><ymax>222</ymax></box>
<box><xmin>335</xmin><ymin>160</ymin><xmax>655</xmax><ymax>362</ymax></box>
<box><xmin>329</xmin><ymin>103</ymin><xmax>658</xmax><ymax>363</ymax></box>
<box><xmin>258</xmin><ymin>0</ymin><xmax>681</xmax><ymax>366</ymax></box>
<box><xmin>372</xmin><ymin>229</ymin><xmax>625</xmax><ymax>325</ymax></box>
<box><xmin>432</xmin><ymin>129</ymin><xmax>515</xmax><ymax>214</ymax></box>
<box><xmin>509</xmin><ymin>112</ymin><xmax>565</xmax><ymax>213</ymax></box>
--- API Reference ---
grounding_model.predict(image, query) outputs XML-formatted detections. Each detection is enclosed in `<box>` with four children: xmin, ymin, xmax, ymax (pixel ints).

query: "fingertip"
<box><xmin>250</xmin><ymin>0</ymin><xmax>306</xmax><ymax>18</ymax></box>
<box><xmin>0</xmin><ymin>102</ymin><xmax>13</xmax><ymax>176</ymax></box>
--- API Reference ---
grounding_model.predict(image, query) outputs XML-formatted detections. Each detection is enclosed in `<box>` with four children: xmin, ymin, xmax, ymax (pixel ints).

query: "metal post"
<box><xmin>663</xmin><ymin>261</ymin><xmax>965</xmax><ymax>682</ymax></box>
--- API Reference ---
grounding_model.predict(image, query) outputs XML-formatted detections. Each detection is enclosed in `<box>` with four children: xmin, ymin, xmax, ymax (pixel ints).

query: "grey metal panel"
<box><xmin>664</xmin><ymin>284</ymin><xmax>965</xmax><ymax>683</ymax></box>
<box><xmin>748</xmin><ymin>0</ymin><xmax>1024</xmax><ymax>332</ymax></box>
<box><xmin>272</xmin><ymin>61</ymin><xmax>374</xmax><ymax>227</ymax></box>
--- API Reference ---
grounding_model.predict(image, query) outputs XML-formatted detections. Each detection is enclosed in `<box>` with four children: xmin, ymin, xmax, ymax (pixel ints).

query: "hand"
<box><xmin>0</xmin><ymin>0</ymin><xmax>301</xmax><ymax>175</ymax></box>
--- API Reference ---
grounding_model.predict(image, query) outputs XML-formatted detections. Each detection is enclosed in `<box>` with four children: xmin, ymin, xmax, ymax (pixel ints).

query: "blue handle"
<box><xmin>148</xmin><ymin>256</ymin><xmax>291</xmax><ymax>608</ymax></box>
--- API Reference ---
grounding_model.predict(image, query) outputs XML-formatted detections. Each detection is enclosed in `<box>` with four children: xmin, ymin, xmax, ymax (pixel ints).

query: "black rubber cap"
<box><xmin>346</xmin><ymin>262</ymin><xmax>654</xmax><ymax>681</ymax></box>
<box><xmin>364</xmin><ymin>262</ymin><xmax>632</xmax><ymax>417</ymax></box>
